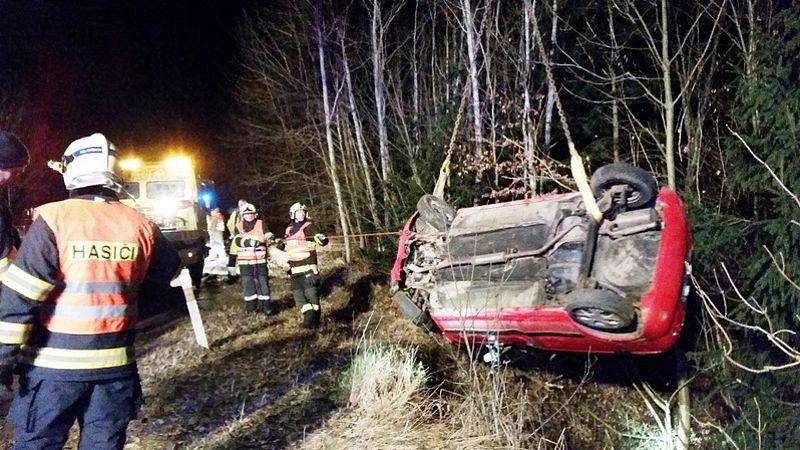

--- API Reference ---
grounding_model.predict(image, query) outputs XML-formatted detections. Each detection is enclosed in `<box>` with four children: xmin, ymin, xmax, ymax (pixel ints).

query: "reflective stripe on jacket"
<box><xmin>284</xmin><ymin>222</ymin><xmax>314</xmax><ymax>263</ymax></box>
<box><xmin>35</xmin><ymin>200</ymin><xmax>155</xmax><ymax>337</ymax></box>
<box><xmin>236</xmin><ymin>219</ymin><xmax>267</xmax><ymax>262</ymax></box>
<box><xmin>0</xmin><ymin>247</ymin><xmax>16</xmax><ymax>279</ymax></box>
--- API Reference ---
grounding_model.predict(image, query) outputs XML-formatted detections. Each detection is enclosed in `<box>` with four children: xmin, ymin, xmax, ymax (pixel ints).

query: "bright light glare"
<box><xmin>164</xmin><ymin>156</ymin><xmax>192</xmax><ymax>171</ymax></box>
<box><xmin>119</xmin><ymin>158</ymin><xmax>142</xmax><ymax>171</ymax></box>
<box><xmin>154</xmin><ymin>199</ymin><xmax>180</xmax><ymax>217</ymax></box>
<box><xmin>200</xmin><ymin>192</ymin><xmax>213</xmax><ymax>208</ymax></box>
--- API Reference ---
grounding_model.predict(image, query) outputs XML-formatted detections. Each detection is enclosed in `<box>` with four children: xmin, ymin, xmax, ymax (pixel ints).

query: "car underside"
<box><xmin>391</xmin><ymin>164</ymin><xmax>691</xmax><ymax>355</ymax></box>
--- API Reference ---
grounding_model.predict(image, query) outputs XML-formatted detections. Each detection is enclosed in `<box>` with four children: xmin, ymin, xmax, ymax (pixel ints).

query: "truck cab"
<box><xmin>118</xmin><ymin>156</ymin><xmax>208</xmax><ymax>285</ymax></box>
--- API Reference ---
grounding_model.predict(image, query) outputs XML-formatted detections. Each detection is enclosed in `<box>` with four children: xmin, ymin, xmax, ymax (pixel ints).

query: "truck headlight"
<box><xmin>154</xmin><ymin>200</ymin><xmax>180</xmax><ymax>218</ymax></box>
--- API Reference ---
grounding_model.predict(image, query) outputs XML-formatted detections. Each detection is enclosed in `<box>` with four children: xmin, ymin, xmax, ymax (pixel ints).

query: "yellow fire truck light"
<box><xmin>164</xmin><ymin>156</ymin><xmax>192</xmax><ymax>171</ymax></box>
<box><xmin>119</xmin><ymin>158</ymin><xmax>142</xmax><ymax>171</ymax></box>
<box><xmin>154</xmin><ymin>199</ymin><xmax>180</xmax><ymax>218</ymax></box>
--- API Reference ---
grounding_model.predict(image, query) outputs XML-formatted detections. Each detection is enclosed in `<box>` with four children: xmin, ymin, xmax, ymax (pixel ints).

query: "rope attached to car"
<box><xmin>532</xmin><ymin>21</ymin><xmax>603</xmax><ymax>222</ymax></box>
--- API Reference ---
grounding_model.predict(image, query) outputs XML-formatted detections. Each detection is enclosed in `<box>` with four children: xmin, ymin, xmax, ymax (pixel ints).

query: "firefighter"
<box><xmin>204</xmin><ymin>207</ymin><xmax>227</xmax><ymax>277</ymax></box>
<box><xmin>225</xmin><ymin>199</ymin><xmax>247</xmax><ymax>282</ymax></box>
<box><xmin>233</xmin><ymin>203</ymin><xmax>274</xmax><ymax>314</ymax></box>
<box><xmin>0</xmin><ymin>133</ymin><xmax>180</xmax><ymax>449</ymax></box>
<box><xmin>0</xmin><ymin>131</ymin><xmax>29</xmax><ymax>278</ymax></box>
<box><xmin>285</xmin><ymin>202</ymin><xmax>328</xmax><ymax>329</ymax></box>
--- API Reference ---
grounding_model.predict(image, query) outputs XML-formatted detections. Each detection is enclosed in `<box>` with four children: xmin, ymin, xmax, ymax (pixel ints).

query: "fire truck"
<box><xmin>118</xmin><ymin>156</ymin><xmax>208</xmax><ymax>286</ymax></box>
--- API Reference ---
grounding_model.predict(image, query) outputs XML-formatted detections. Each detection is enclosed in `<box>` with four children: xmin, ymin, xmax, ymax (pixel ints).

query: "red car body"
<box><xmin>392</xmin><ymin>188</ymin><xmax>691</xmax><ymax>355</ymax></box>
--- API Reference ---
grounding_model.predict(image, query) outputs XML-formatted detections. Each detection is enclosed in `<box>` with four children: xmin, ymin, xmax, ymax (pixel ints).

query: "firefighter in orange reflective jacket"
<box><xmin>285</xmin><ymin>202</ymin><xmax>328</xmax><ymax>329</ymax></box>
<box><xmin>0</xmin><ymin>133</ymin><xmax>180</xmax><ymax>449</ymax></box>
<box><xmin>232</xmin><ymin>203</ymin><xmax>274</xmax><ymax>314</ymax></box>
<box><xmin>0</xmin><ymin>131</ymin><xmax>29</xmax><ymax>279</ymax></box>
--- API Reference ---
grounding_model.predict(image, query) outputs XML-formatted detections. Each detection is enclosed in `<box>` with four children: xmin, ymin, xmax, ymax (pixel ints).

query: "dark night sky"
<box><xmin>0</xmin><ymin>1</ymin><xmax>249</xmax><ymax>178</ymax></box>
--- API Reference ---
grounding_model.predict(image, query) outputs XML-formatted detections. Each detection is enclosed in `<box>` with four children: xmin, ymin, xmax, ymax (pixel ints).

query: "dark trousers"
<box><xmin>291</xmin><ymin>272</ymin><xmax>320</xmax><ymax>327</ymax></box>
<box><xmin>240</xmin><ymin>262</ymin><xmax>271</xmax><ymax>313</ymax></box>
<box><xmin>8</xmin><ymin>376</ymin><xmax>142</xmax><ymax>450</ymax></box>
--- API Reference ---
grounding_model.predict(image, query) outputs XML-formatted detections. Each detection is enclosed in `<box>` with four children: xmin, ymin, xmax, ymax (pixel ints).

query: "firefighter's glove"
<box><xmin>244</xmin><ymin>238</ymin><xmax>263</xmax><ymax>247</ymax></box>
<box><xmin>265</xmin><ymin>232</ymin><xmax>275</xmax><ymax>244</ymax></box>
<box><xmin>313</xmin><ymin>234</ymin><xmax>329</xmax><ymax>247</ymax></box>
<box><xmin>0</xmin><ymin>362</ymin><xmax>14</xmax><ymax>391</ymax></box>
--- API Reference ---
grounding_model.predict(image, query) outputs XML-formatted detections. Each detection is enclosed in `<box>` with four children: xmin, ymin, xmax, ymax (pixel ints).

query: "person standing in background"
<box><xmin>233</xmin><ymin>203</ymin><xmax>274</xmax><ymax>315</ymax></box>
<box><xmin>285</xmin><ymin>202</ymin><xmax>328</xmax><ymax>329</ymax></box>
<box><xmin>0</xmin><ymin>131</ymin><xmax>29</xmax><ymax>278</ymax></box>
<box><xmin>225</xmin><ymin>199</ymin><xmax>247</xmax><ymax>283</ymax></box>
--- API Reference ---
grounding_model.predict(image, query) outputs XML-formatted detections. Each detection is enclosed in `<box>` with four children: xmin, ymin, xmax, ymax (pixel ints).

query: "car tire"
<box><xmin>565</xmin><ymin>288</ymin><xmax>635</xmax><ymax>331</ymax></box>
<box><xmin>393</xmin><ymin>290</ymin><xmax>437</xmax><ymax>332</ymax></box>
<box><xmin>590</xmin><ymin>163</ymin><xmax>657</xmax><ymax>209</ymax></box>
<box><xmin>416</xmin><ymin>195</ymin><xmax>456</xmax><ymax>232</ymax></box>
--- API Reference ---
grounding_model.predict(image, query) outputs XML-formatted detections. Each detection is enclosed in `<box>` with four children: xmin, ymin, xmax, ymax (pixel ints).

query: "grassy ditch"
<box><xmin>0</xmin><ymin>256</ymin><xmax>719</xmax><ymax>448</ymax></box>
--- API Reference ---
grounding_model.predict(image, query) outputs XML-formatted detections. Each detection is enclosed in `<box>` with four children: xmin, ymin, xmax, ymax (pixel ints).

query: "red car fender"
<box><xmin>390</xmin><ymin>212</ymin><xmax>418</xmax><ymax>283</ymax></box>
<box><xmin>637</xmin><ymin>189</ymin><xmax>690</xmax><ymax>340</ymax></box>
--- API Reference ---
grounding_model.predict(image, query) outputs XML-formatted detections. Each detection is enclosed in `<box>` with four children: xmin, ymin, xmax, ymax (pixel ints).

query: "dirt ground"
<box><xmin>0</xmin><ymin>258</ymin><xmax>364</xmax><ymax>449</ymax></box>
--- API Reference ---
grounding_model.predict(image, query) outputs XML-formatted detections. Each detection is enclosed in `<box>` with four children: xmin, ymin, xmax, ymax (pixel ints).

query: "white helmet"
<box><xmin>289</xmin><ymin>202</ymin><xmax>306</xmax><ymax>219</ymax></box>
<box><xmin>62</xmin><ymin>133</ymin><xmax>122</xmax><ymax>192</ymax></box>
<box><xmin>240</xmin><ymin>203</ymin><xmax>257</xmax><ymax>215</ymax></box>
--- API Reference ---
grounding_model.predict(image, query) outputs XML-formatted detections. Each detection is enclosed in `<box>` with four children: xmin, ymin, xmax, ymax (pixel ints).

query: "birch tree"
<box><xmin>315</xmin><ymin>12</ymin><xmax>351</xmax><ymax>261</ymax></box>
<box><xmin>339</xmin><ymin>32</ymin><xmax>381</xmax><ymax>229</ymax></box>
<box><xmin>542</xmin><ymin>0</ymin><xmax>559</xmax><ymax>154</ymax></box>
<box><xmin>458</xmin><ymin>0</ymin><xmax>485</xmax><ymax>174</ymax></box>
<box><xmin>370</xmin><ymin>0</ymin><xmax>394</xmax><ymax>207</ymax></box>
<box><xmin>522</xmin><ymin>0</ymin><xmax>537</xmax><ymax>193</ymax></box>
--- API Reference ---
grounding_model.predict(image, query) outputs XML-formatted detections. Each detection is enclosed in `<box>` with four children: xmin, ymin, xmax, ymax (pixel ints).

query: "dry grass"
<box><xmin>301</xmin><ymin>333</ymin><xmax>433</xmax><ymax>450</ymax></box>
<box><xmin>345</xmin><ymin>335</ymin><xmax>427</xmax><ymax>413</ymax></box>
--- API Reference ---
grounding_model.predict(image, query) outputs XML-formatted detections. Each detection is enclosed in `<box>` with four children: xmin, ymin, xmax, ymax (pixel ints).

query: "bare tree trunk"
<box><xmin>340</xmin><ymin>34</ymin><xmax>381</xmax><ymax>229</ymax></box>
<box><xmin>386</xmin><ymin>68</ymin><xmax>424</xmax><ymax>188</ymax></box>
<box><xmin>607</xmin><ymin>0</ymin><xmax>620</xmax><ymax>162</ymax></box>
<box><xmin>445</xmin><ymin>21</ymin><xmax>451</xmax><ymax>112</ymax></box>
<box><xmin>543</xmin><ymin>0</ymin><xmax>558</xmax><ymax>153</ymax></box>
<box><xmin>485</xmin><ymin>4</ymin><xmax>499</xmax><ymax>188</ymax></box>
<box><xmin>430</xmin><ymin>6</ymin><xmax>439</xmax><ymax>119</ymax></box>
<box><xmin>316</xmin><ymin>19</ymin><xmax>351</xmax><ymax>262</ymax></box>
<box><xmin>740</xmin><ymin>0</ymin><xmax>759</xmax><ymax>131</ymax></box>
<box><xmin>413</xmin><ymin>0</ymin><xmax>421</xmax><ymax>162</ymax></box>
<box><xmin>334</xmin><ymin>107</ymin><xmax>363</xmax><ymax>250</ymax></box>
<box><xmin>371</xmin><ymin>0</ymin><xmax>392</xmax><ymax>225</ymax></box>
<box><xmin>661</xmin><ymin>0</ymin><xmax>676</xmax><ymax>189</ymax></box>
<box><xmin>611</xmin><ymin>85</ymin><xmax>620</xmax><ymax>162</ymax></box>
<box><xmin>460</xmin><ymin>0</ymin><xmax>484</xmax><ymax>176</ymax></box>
<box><xmin>523</xmin><ymin>0</ymin><xmax>536</xmax><ymax>194</ymax></box>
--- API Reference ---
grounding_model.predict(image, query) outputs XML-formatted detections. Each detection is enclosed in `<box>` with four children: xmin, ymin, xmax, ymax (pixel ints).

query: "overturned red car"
<box><xmin>391</xmin><ymin>164</ymin><xmax>691</xmax><ymax>355</ymax></box>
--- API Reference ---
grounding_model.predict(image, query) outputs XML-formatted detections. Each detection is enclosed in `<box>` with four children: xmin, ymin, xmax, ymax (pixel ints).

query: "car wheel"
<box><xmin>416</xmin><ymin>195</ymin><xmax>456</xmax><ymax>232</ymax></box>
<box><xmin>393</xmin><ymin>290</ymin><xmax>437</xmax><ymax>332</ymax></box>
<box><xmin>565</xmin><ymin>288</ymin><xmax>635</xmax><ymax>331</ymax></box>
<box><xmin>590</xmin><ymin>163</ymin><xmax>657</xmax><ymax>209</ymax></box>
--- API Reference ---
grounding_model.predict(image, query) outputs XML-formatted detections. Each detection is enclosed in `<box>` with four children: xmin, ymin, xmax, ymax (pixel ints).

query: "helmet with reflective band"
<box><xmin>240</xmin><ymin>203</ymin><xmax>257</xmax><ymax>215</ymax></box>
<box><xmin>62</xmin><ymin>133</ymin><xmax>123</xmax><ymax>192</ymax></box>
<box><xmin>289</xmin><ymin>202</ymin><xmax>306</xmax><ymax>220</ymax></box>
